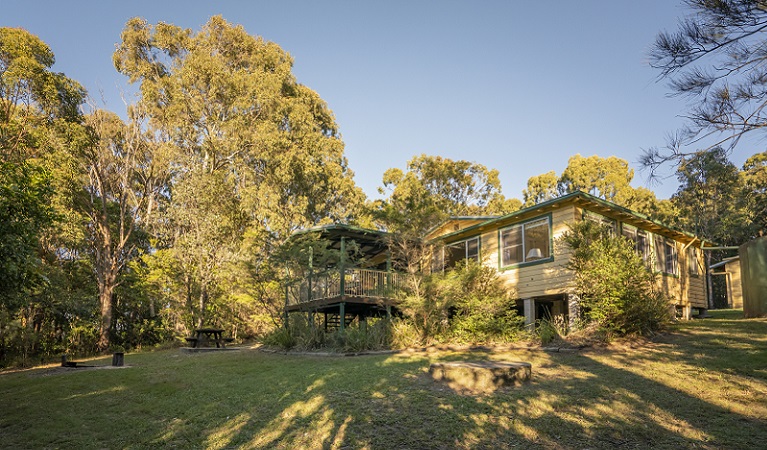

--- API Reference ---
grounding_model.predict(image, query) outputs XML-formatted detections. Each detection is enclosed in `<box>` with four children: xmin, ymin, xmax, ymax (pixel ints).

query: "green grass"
<box><xmin>1</xmin><ymin>310</ymin><xmax>766</xmax><ymax>449</ymax></box>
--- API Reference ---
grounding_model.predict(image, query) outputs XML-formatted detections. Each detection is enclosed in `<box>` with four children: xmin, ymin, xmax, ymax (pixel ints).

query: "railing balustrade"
<box><xmin>286</xmin><ymin>268</ymin><xmax>404</xmax><ymax>306</ymax></box>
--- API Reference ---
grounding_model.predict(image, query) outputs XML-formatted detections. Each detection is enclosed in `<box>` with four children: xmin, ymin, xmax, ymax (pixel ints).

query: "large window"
<box><xmin>622</xmin><ymin>224</ymin><xmax>650</xmax><ymax>262</ymax></box>
<box><xmin>654</xmin><ymin>236</ymin><xmax>678</xmax><ymax>275</ymax></box>
<box><xmin>500</xmin><ymin>217</ymin><xmax>551</xmax><ymax>267</ymax></box>
<box><xmin>444</xmin><ymin>237</ymin><xmax>480</xmax><ymax>268</ymax></box>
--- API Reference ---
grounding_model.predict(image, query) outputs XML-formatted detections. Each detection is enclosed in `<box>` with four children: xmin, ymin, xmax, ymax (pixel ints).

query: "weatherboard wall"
<box><xmin>478</xmin><ymin>205</ymin><xmax>577</xmax><ymax>299</ymax></box>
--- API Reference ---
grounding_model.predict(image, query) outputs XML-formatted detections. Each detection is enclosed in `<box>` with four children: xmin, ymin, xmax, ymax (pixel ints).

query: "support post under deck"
<box><xmin>523</xmin><ymin>298</ymin><xmax>535</xmax><ymax>329</ymax></box>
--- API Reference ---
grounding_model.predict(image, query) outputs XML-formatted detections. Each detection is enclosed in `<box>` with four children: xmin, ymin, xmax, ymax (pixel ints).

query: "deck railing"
<box><xmin>287</xmin><ymin>268</ymin><xmax>405</xmax><ymax>306</ymax></box>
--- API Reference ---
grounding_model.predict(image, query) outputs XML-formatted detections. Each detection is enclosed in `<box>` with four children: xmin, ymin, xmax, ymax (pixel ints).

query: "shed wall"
<box><xmin>740</xmin><ymin>237</ymin><xmax>767</xmax><ymax>318</ymax></box>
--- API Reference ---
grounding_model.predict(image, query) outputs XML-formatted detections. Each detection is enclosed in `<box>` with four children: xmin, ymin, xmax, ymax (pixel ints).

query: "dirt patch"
<box><xmin>26</xmin><ymin>365</ymin><xmax>131</xmax><ymax>378</ymax></box>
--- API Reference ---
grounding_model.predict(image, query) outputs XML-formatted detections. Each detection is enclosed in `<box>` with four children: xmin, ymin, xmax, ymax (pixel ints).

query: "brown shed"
<box><xmin>710</xmin><ymin>256</ymin><xmax>743</xmax><ymax>309</ymax></box>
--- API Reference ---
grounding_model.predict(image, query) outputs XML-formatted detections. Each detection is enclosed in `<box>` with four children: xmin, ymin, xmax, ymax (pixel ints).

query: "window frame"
<box><xmin>653</xmin><ymin>235</ymin><xmax>678</xmax><ymax>276</ymax></box>
<box><xmin>688</xmin><ymin>246</ymin><xmax>700</xmax><ymax>276</ymax></box>
<box><xmin>621</xmin><ymin>224</ymin><xmax>650</xmax><ymax>263</ymax></box>
<box><xmin>498</xmin><ymin>215</ymin><xmax>553</xmax><ymax>270</ymax></box>
<box><xmin>443</xmin><ymin>236</ymin><xmax>481</xmax><ymax>269</ymax></box>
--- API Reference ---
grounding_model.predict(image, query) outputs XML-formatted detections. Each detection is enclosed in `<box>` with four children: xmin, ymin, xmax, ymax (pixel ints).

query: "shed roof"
<box><xmin>709</xmin><ymin>256</ymin><xmax>740</xmax><ymax>271</ymax></box>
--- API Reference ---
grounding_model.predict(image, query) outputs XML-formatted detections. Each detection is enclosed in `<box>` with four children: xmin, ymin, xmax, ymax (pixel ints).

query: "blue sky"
<box><xmin>3</xmin><ymin>1</ymin><xmax>757</xmax><ymax>201</ymax></box>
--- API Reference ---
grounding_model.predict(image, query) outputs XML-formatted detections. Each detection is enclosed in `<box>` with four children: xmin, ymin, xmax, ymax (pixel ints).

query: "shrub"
<box><xmin>395</xmin><ymin>260</ymin><xmax>524</xmax><ymax>345</ymax></box>
<box><xmin>561</xmin><ymin>220</ymin><xmax>671</xmax><ymax>337</ymax></box>
<box><xmin>330</xmin><ymin>318</ymin><xmax>391</xmax><ymax>352</ymax></box>
<box><xmin>261</xmin><ymin>314</ymin><xmax>326</xmax><ymax>351</ymax></box>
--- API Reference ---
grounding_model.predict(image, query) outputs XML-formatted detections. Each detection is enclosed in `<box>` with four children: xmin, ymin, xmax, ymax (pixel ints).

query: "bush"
<box><xmin>261</xmin><ymin>313</ymin><xmax>392</xmax><ymax>352</ymax></box>
<box><xmin>388</xmin><ymin>318</ymin><xmax>422</xmax><ymax>349</ymax></box>
<box><xmin>261</xmin><ymin>314</ymin><xmax>325</xmax><ymax>351</ymax></box>
<box><xmin>396</xmin><ymin>260</ymin><xmax>524</xmax><ymax>345</ymax></box>
<box><xmin>561</xmin><ymin>220</ymin><xmax>672</xmax><ymax>337</ymax></box>
<box><xmin>329</xmin><ymin>318</ymin><xmax>391</xmax><ymax>352</ymax></box>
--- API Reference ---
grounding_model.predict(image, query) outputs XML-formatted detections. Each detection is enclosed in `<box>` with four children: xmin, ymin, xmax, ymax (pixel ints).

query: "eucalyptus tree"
<box><xmin>525</xmin><ymin>154</ymin><xmax>661</xmax><ymax>217</ymax></box>
<box><xmin>646</xmin><ymin>0</ymin><xmax>767</xmax><ymax>170</ymax></box>
<box><xmin>673</xmin><ymin>147</ymin><xmax>743</xmax><ymax>244</ymax></box>
<box><xmin>113</xmin><ymin>16</ymin><xmax>363</xmax><ymax>327</ymax></box>
<box><xmin>375</xmin><ymin>154</ymin><xmax>518</xmax><ymax>236</ymax></box>
<box><xmin>73</xmin><ymin>109</ymin><xmax>162</xmax><ymax>349</ymax></box>
<box><xmin>373</xmin><ymin>154</ymin><xmax>520</xmax><ymax>290</ymax></box>
<box><xmin>523</xmin><ymin>171</ymin><xmax>558</xmax><ymax>206</ymax></box>
<box><xmin>672</xmin><ymin>147</ymin><xmax>744</xmax><ymax>308</ymax></box>
<box><xmin>741</xmin><ymin>151</ymin><xmax>767</xmax><ymax>238</ymax></box>
<box><xmin>0</xmin><ymin>27</ymin><xmax>85</xmax><ymax>160</ymax></box>
<box><xmin>557</xmin><ymin>154</ymin><xmax>635</xmax><ymax>204</ymax></box>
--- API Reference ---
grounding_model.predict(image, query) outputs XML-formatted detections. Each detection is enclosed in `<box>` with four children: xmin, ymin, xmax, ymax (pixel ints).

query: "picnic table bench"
<box><xmin>186</xmin><ymin>328</ymin><xmax>234</xmax><ymax>348</ymax></box>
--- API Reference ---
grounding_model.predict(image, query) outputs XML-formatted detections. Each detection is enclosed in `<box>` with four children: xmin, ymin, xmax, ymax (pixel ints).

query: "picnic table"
<box><xmin>185</xmin><ymin>328</ymin><xmax>234</xmax><ymax>348</ymax></box>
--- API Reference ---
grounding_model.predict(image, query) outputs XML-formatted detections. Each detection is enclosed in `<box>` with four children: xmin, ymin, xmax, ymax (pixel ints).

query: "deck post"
<box><xmin>567</xmin><ymin>294</ymin><xmax>581</xmax><ymax>330</ymax></box>
<box><xmin>339</xmin><ymin>302</ymin><xmax>346</xmax><ymax>333</ymax></box>
<box><xmin>284</xmin><ymin>285</ymin><xmax>289</xmax><ymax>328</ymax></box>
<box><xmin>339</xmin><ymin>237</ymin><xmax>346</xmax><ymax>297</ymax></box>
<box><xmin>523</xmin><ymin>298</ymin><xmax>535</xmax><ymax>329</ymax></box>
<box><xmin>308</xmin><ymin>247</ymin><xmax>313</xmax><ymax>302</ymax></box>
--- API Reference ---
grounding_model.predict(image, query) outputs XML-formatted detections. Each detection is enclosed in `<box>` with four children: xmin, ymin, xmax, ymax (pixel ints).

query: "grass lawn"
<box><xmin>1</xmin><ymin>310</ymin><xmax>766</xmax><ymax>449</ymax></box>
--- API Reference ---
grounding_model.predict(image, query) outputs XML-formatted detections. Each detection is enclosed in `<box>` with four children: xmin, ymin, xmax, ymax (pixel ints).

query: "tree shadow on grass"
<box><xmin>140</xmin><ymin>343</ymin><xmax>766</xmax><ymax>449</ymax></box>
<box><xmin>8</xmin><ymin>320</ymin><xmax>765</xmax><ymax>449</ymax></box>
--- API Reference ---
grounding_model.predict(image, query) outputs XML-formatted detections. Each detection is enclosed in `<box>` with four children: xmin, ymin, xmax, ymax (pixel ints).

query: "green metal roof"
<box><xmin>429</xmin><ymin>191</ymin><xmax>712</xmax><ymax>246</ymax></box>
<box><xmin>290</xmin><ymin>223</ymin><xmax>391</xmax><ymax>259</ymax></box>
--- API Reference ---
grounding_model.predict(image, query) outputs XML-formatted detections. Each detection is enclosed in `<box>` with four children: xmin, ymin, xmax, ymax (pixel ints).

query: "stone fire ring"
<box><xmin>429</xmin><ymin>361</ymin><xmax>532</xmax><ymax>392</ymax></box>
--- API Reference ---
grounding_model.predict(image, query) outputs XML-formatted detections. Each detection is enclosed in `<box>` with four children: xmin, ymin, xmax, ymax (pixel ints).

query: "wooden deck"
<box><xmin>285</xmin><ymin>267</ymin><xmax>404</xmax><ymax>312</ymax></box>
<box><xmin>285</xmin><ymin>294</ymin><xmax>397</xmax><ymax>313</ymax></box>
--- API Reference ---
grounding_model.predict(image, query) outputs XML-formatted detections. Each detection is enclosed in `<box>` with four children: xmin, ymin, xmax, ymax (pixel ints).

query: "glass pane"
<box><xmin>688</xmin><ymin>247</ymin><xmax>699</xmax><ymax>275</ymax></box>
<box><xmin>665</xmin><ymin>240</ymin><xmax>677</xmax><ymax>275</ymax></box>
<box><xmin>501</xmin><ymin>226</ymin><xmax>523</xmax><ymax>266</ymax></box>
<box><xmin>622</xmin><ymin>225</ymin><xmax>637</xmax><ymax>243</ymax></box>
<box><xmin>654</xmin><ymin>236</ymin><xmax>665</xmax><ymax>272</ymax></box>
<box><xmin>637</xmin><ymin>230</ymin><xmax>649</xmax><ymax>262</ymax></box>
<box><xmin>524</xmin><ymin>219</ymin><xmax>550</xmax><ymax>260</ymax></box>
<box><xmin>466</xmin><ymin>238</ymin><xmax>479</xmax><ymax>262</ymax></box>
<box><xmin>445</xmin><ymin>243</ymin><xmax>465</xmax><ymax>268</ymax></box>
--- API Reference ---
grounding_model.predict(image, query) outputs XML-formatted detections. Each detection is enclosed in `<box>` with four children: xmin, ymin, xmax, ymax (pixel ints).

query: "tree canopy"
<box><xmin>523</xmin><ymin>154</ymin><xmax>664</xmax><ymax>218</ymax></box>
<box><xmin>373</xmin><ymin>154</ymin><xmax>520</xmax><ymax>236</ymax></box>
<box><xmin>113</xmin><ymin>16</ymin><xmax>365</xmax><ymax>330</ymax></box>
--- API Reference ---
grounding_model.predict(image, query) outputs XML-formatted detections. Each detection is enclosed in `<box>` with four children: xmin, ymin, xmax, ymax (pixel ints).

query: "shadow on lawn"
<box><xmin>137</xmin><ymin>334</ymin><xmax>766</xmax><ymax>449</ymax></box>
<box><xmin>29</xmin><ymin>317</ymin><xmax>761</xmax><ymax>449</ymax></box>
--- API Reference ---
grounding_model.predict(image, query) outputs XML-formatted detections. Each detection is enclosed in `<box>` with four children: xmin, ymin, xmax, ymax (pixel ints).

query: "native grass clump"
<box><xmin>262</xmin><ymin>260</ymin><xmax>524</xmax><ymax>352</ymax></box>
<box><xmin>262</xmin><ymin>313</ymin><xmax>392</xmax><ymax>353</ymax></box>
<box><xmin>561</xmin><ymin>220</ymin><xmax>671</xmax><ymax>338</ymax></box>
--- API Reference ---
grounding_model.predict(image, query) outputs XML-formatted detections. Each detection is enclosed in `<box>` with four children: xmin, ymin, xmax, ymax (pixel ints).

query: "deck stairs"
<box><xmin>324</xmin><ymin>313</ymin><xmax>356</xmax><ymax>331</ymax></box>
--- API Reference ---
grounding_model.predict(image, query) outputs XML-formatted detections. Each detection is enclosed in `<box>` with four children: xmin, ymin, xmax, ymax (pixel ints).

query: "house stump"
<box><xmin>429</xmin><ymin>361</ymin><xmax>532</xmax><ymax>393</ymax></box>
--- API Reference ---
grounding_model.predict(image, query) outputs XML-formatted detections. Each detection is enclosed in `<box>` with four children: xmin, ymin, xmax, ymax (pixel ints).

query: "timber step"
<box><xmin>324</xmin><ymin>313</ymin><xmax>355</xmax><ymax>331</ymax></box>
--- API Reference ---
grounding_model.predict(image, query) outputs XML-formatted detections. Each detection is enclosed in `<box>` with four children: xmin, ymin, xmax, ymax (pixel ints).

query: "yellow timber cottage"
<box><xmin>425</xmin><ymin>191</ymin><xmax>710</xmax><ymax>327</ymax></box>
